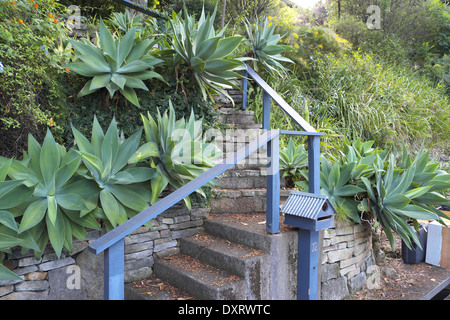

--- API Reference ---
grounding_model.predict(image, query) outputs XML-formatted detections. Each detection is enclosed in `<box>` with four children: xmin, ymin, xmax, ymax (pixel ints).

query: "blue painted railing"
<box><xmin>88</xmin><ymin>64</ymin><xmax>323</xmax><ymax>300</ymax></box>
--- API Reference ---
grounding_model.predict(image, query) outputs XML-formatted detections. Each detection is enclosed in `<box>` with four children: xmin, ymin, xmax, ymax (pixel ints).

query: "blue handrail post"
<box><xmin>307</xmin><ymin>135</ymin><xmax>321</xmax><ymax>194</ymax></box>
<box><xmin>104</xmin><ymin>238</ymin><xmax>125</xmax><ymax>300</ymax></box>
<box><xmin>242</xmin><ymin>70</ymin><xmax>248</xmax><ymax>110</ymax></box>
<box><xmin>262</xmin><ymin>90</ymin><xmax>271</xmax><ymax>131</ymax></box>
<box><xmin>266</xmin><ymin>132</ymin><xmax>280</xmax><ymax>234</ymax></box>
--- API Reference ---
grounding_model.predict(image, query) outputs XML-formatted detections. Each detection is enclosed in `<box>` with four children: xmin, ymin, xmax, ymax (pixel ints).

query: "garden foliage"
<box><xmin>0</xmin><ymin>103</ymin><xmax>219</xmax><ymax>279</ymax></box>
<box><xmin>1</xmin><ymin>0</ymin><xmax>449</xmax><ymax>281</ymax></box>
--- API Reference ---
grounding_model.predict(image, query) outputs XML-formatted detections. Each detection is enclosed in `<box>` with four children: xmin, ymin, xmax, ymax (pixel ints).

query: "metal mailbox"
<box><xmin>281</xmin><ymin>191</ymin><xmax>336</xmax><ymax>300</ymax></box>
<box><xmin>282</xmin><ymin>191</ymin><xmax>335</xmax><ymax>231</ymax></box>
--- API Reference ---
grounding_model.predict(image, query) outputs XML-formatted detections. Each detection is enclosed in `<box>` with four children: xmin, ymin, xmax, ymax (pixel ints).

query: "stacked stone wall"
<box><xmin>320</xmin><ymin>221</ymin><xmax>376</xmax><ymax>300</ymax></box>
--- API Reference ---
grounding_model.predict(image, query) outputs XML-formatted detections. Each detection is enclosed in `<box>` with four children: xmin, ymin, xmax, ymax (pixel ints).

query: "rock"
<box><xmin>24</xmin><ymin>272</ymin><xmax>48</xmax><ymax>281</ymax></box>
<box><xmin>75</xmin><ymin>248</ymin><xmax>104</xmax><ymax>300</ymax></box>
<box><xmin>382</xmin><ymin>267</ymin><xmax>398</xmax><ymax>278</ymax></box>
<box><xmin>348</xmin><ymin>272</ymin><xmax>367</xmax><ymax>293</ymax></box>
<box><xmin>321</xmin><ymin>277</ymin><xmax>349</xmax><ymax>300</ymax></box>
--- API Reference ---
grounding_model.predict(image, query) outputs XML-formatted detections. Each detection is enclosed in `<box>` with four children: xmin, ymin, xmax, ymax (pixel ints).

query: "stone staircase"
<box><xmin>125</xmin><ymin>93</ymin><xmax>296</xmax><ymax>300</ymax></box>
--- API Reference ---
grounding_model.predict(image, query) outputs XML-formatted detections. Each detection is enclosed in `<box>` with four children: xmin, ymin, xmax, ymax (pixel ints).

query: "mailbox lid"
<box><xmin>281</xmin><ymin>191</ymin><xmax>330</xmax><ymax>220</ymax></box>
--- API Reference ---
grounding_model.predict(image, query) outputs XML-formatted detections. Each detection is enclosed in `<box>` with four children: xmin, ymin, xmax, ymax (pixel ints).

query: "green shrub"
<box><xmin>0</xmin><ymin>0</ymin><xmax>72</xmax><ymax>158</ymax></box>
<box><xmin>297</xmin><ymin>50</ymin><xmax>450</xmax><ymax>152</ymax></box>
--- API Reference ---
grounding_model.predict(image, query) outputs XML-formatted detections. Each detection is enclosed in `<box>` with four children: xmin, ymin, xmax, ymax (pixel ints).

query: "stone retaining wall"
<box><xmin>0</xmin><ymin>205</ymin><xmax>209</xmax><ymax>300</ymax></box>
<box><xmin>320</xmin><ymin>221</ymin><xmax>376</xmax><ymax>300</ymax></box>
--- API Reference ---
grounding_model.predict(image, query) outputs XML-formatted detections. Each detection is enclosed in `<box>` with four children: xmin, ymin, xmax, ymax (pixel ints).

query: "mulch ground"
<box><xmin>346</xmin><ymin>231</ymin><xmax>450</xmax><ymax>300</ymax></box>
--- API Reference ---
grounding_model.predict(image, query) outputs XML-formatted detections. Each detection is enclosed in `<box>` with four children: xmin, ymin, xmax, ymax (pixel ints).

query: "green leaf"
<box><xmin>384</xmin><ymin>193</ymin><xmax>410</xmax><ymax>209</ymax></box>
<box><xmin>108</xmin><ymin>184</ymin><xmax>148</xmax><ymax>212</ymax></box>
<box><xmin>117</xmin><ymin>60</ymin><xmax>150</xmax><ymax>74</ymax></box>
<box><xmin>46</xmin><ymin>210</ymin><xmax>65</xmax><ymax>258</ymax></box>
<box><xmin>55</xmin><ymin>156</ymin><xmax>81</xmax><ymax>189</ymax></box>
<box><xmin>112</xmin><ymin>129</ymin><xmax>142</xmax><ymax>174</ymax></box>
<box><xmin>40</xmin><ymin>130</ymin><xmax>60</xmax><ymax>188</ymax></box>
<box><xmin>0</xmin><ymin>264</ymin><xmax>21</xmax><ymax>281</ymax></box>
<box><xmin>190</xmin><ymin>56</ymin><xmax>205</xmax><ymax>73</ymax></box>
<box><xmin>403</xmin><ymin>186</ymin><xmax>432</xmax><ymax>200</ymax></box>
<box><xmin>90</xmin><ymin>74</ymin><xmax>112</xmax><ymax>91</ymax></box>
<box><xmin>0</xmin><ymin>210</ymin><xmax>19</xmax><ymax>232</ymax></box>
<box><xmin>100</xmin><ymin>189</ymin><xmax>120</xmax><ymax>227</ymax></box>
<box><xmin>335</xmin><ymin>185</ymin><xmax>365</xmax><ymax>197</ymax></box>
<box><xmin>0</xmin><ymin>183</ymin><xmax>33</xmax><ymax>210</ymax></box>
<box><xmin>47</xmin><ymin>195</ymin><xmax>58</xmax><ymax>226</ymax></box>
<box><xmin>56</xmin><ymin>193</ymin><xmax>89</xmax><ymax>211</ymax></box>
<box><xmin>111</xmin><ymin>73</ymin><xmax>127</xmax><ymax>90</ymax></box>
<box><xmin>99</xmin><ymin>19</ymin><xmax>116</xmax><ymax>59</ymax></box>
<box><xmin>19</xmin><ymin>199</ymin><xmax>48</xmax><ymax>233</ymax></box>
<box><xmin>196</xmin><ymin>36</ymin><xmax>220</xmax><ymax>60</ymax></box>
<box><xmin>101</xmin><ymin>119</ymin><xmax>120</xmax><ymax>172</ymax></box>
<box><xmin>117</xmin><ymin>27</ymin><xmax>137</xmax><ymax>66</ymax></box>
<box><xmin>119</xmin><ymin>87</ymin><xmax>140</xmax><ymax>107</ymax></box>
<box><xmin>150</xmin><ymin>175</ymin><xmax>168</xmax><ymax>205</ymax></box>
<box><xmin>211</xmin><ymin>36</ymin><xmax>244</xmax><ymax>59</ymax></box>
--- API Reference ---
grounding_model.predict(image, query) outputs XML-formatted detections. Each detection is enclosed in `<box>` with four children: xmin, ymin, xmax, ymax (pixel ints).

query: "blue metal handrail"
<box><xmin>243</xmin><ymin>65</ymin><xmax>323</xmax><ymax>195</ymax></box>
<box><xmin>88</xmin><ymin>64</ymin><xmax>322</xmax><ymax>300</ymax></box>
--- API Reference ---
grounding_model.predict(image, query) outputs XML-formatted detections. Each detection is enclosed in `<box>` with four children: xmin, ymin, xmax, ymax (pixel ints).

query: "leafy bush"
<box><xmin>0</xmin><ymin>0</ymin><xmax>72</xmax><ymax>158</ymax></box>
<box><xmin>297</xmin><ymin>50</ymin><xmax>450</xmax><ymax>152</ymax></box>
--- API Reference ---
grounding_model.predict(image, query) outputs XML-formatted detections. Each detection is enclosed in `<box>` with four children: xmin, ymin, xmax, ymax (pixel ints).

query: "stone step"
<box><xmin>216</xmin><ymin>169</ymin><xmax>267</xmax><ymax>189</ymax></box>
<box><xmin>153</xmin><ymin>254</ymin><xmax>247</xmax><ymax>300</ymax></box>
<box><xmin>210</xmin><ymin>187</ymin><xmax>290</xmax><ymax>214</ymax></box>
<box><xmin>203</xmin><ymin>214</ymin><xmax>274</xmax><ymax>252</ymax></box>
<box><xmin>180</xmin><ymin>233</ymin><xmax>269</xmax><ymax>299</ymax></box>
<box><xmin>219</xmin><ymin>107</ymin><xmax>254</xmax><ymax>116</ymax></box>
<box><xmin>210</xmin><ymin>188</ymin><xmax>267</xmax><ymax>214</ymax></box>
<box><xmin>125</xmin><ymin>276</ymin><xmax>195</xmax><ymax>300</ymax></box>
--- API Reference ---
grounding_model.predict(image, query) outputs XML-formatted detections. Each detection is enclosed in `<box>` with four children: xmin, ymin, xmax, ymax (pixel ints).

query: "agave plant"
<box><xmin>0</xmin><ymin>131</ymin><xmax>101</xmax><ymax>258</ymax></box>
<box><xmin>0</xmin><ymin>158</ymin><xmax>40</xmax><ymax>280</ymax></box>
<box><xmin>320</xmin><ymin>157</ymin><xmax>366</xmax><ymax>223</ymax></box>
<box><xmin>279</xmin><ymin>139</ymin><xmax>308</xmax><ymax>188</ymax></box>
<box><xmin>243</xmin><ymin>17</ymin><xmax>293</xmax><ymax>76</ymax></box>
<box><xmin>65</xmin><ymin>19</ymin><xmax>164</xmax><ymax>107</ymax></box>
<box><xmin>359</xmin><ymin>153</ymin><xmax>449</xmax><ymax>250</ymax></box>
<box><xmin>168</xmin><ymin>6</ymin><xmax>245</xmax><ymax>104</ymax></box>
<box><xmin>132</xmin><ymin>101</ymin><xmax>221</xmax><ymax>208</ymax></box>
<box><xmin>71</xmin><ymin>117</ymin><xmax>157</xmax><ymax>229</ymax></box>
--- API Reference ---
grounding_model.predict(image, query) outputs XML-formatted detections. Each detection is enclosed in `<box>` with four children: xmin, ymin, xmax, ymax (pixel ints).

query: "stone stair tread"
<box><xmin>125</xmin><ymin>276</ymin><xmax>195</xmax><ymax>300</ymax></box>
<box><xmin>154</xmin><ymin>254</ymin><xmax>247</xmax><ymax>300</ymax></box>
<box><xmin>181</xmin><ymin>233</ymin><xmax>266</xmax><ymax>267</ymax></box>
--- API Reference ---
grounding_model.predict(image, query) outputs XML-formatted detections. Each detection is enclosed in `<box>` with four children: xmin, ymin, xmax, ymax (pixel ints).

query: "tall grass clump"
<box><xmin>298</xmin><ymin>50</ymin><xmax>449</xmax><ymax>153</ymax></box>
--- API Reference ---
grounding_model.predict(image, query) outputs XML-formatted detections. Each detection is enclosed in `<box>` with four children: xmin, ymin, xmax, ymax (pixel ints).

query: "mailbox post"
<box><xmin>282</xmin><ymin>191</ymin><xmax>336</xmax><ymax>300</ymax></box>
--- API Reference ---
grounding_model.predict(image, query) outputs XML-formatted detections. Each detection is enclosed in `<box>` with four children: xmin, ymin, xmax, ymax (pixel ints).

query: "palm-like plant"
<box><xmin>243</xmin><ymin>17</ymin><xmax>293</xmax><ymax>76</ymax></box>
<box><xmin>168</xmin><ymin>6</ymin><xmax>245</xmax><ymax>105</ymax></box>
<box><xmin>133</xmin><ymin>101</ymin><xmax>221</xmax><ymax>209</ymax></box>
<box><xmin>65</xmin><ymin>19</ymin><xmax>164</xmax><ymax>107</ymax></box>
